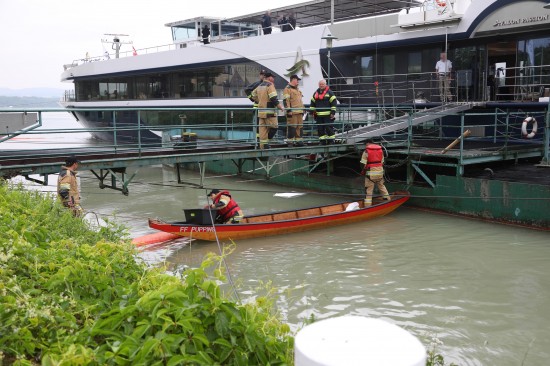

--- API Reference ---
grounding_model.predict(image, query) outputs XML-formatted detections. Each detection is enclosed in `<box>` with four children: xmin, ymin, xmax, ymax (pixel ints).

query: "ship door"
<box><xmin>487</xmin><ymin>41</ymin><xmax>517</xmax><ymax>101</ymax></box>
<box><xmin>452</xmin><ymin>45</ymin><xmax>486</xmax><ymax>102</ymax></box>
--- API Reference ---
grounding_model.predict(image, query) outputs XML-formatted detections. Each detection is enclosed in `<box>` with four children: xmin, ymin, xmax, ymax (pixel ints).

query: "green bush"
<box><xmin>0</xmin><ymin>182</ymin><xmax>293</xmax><ymax>365</ymax></box>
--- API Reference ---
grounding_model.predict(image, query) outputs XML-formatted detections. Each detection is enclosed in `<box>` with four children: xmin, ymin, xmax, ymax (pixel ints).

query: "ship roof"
<box><xmin>227</xmin><ymin>0</ymin><xmax>421</xmax><ymax>27</ymax></box>
<box><xmin>165</xmin><ymin>0</ymin><xmax>421</xmax><ymax>29</ymax></box>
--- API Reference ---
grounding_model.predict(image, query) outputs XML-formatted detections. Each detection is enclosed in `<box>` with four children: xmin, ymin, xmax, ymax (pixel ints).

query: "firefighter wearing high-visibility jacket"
<box><xmin>245</xmin><ymin>69</ymin><xmax>266</xmax><ymax>141</ymax></box>
<box><xmin>57</xmin><ymin>155</ymin><xmax>83</xmax><ymax>216</ymax></box>
<box><xmin>283</xmin><ymin>74</ymin><xmax>305</xmax><ymax>146</ymax></box>
<box><xmin>251</xmin><ymin>72</ymin><xmax>284</xmax><ymax>149</ymax></box>
<box><xmin>360</xmin><ymin>142</ymin><xmax>391</xmax><ymax>207</ymax></box>
<box><xmin>309</xmin><ymin>79</ymin><xmax>337</xmax><ymax>144</ymax></box>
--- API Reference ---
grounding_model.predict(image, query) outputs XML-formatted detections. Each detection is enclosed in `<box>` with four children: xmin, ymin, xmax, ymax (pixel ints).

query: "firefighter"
<box><xmin>207</xmin><ymin>189</ymin><xmax>244</xmax><ymax>224</ymax></box>
<box><xmin>57</xmin><ymin>155</ymin><xmax>83</xmax><ymax>216</ymax></box>
<box><xmin>251</xmin><ymin>72</ymin><xmax>284</xmax><ymax>149</ymax></box>
<box><xmin>360</xmin><ymin>141</ymin><xmax>391</xmax><ymax>207</ymax></box>
<box><xmin>309</xmin><ymin>79</ymin><xmax>337</xmax><ymax>145</ymax></box>
<box><xmin>245</xmin><ymin>69</ymin><xmax>266</xmax><ymax>142</ymax></box>
<box><xmin>283</xmin><ymin>74</ymin><xmax>305</xmax><ymax>146</ymax></box>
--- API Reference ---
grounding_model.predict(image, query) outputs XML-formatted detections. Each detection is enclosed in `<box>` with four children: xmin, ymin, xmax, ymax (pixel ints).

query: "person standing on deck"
<box><xmin>201</xmin><ymin>25</ymin><xmax>210</xmax><ymax>44</ymax></box>
<box><xmin>57</xmin><ymin>155</ymin><xmax>83</xmax><ymax>217</ymax></box>
<box><xmin>245</xmin><ymin>69</ymin><xmax>266</xmax><ymax>141</ymax></box>
<box><xmin>288</xmin><ymin>12</ymin><xmax>297</xmax><ymax>30</ymax></box>
<box><xmin>435</xmin><ymin>52</ymin><xmax>453</xmax><ymax>102</ymax></box>
<box><xmin>261</xmin><ymin>11</ymin><xmax>272</xmax><ymax>35</ymax></box>
<box><xmin>206</xmin><ymin>189</ymin><xmax>244</xmax><ymax>224</ymax></box>
<box><xmin>309</xmin><ymin>79</ymin><xmax>337</xmax><ymax>145</ymax></box>
<box><xmin>360</xmin><ymin>141</ymin><xmax>391</xmax><ymax>207</ymax></box>
<box><xmin>251</xmin><ymin>72</ymin><xmax>284</xmax><ymax>149</ymax></box>
<box><xmin>283</xmin><ymin>74</ymin><xmax>305</xmax><ymax>146</ymax></box>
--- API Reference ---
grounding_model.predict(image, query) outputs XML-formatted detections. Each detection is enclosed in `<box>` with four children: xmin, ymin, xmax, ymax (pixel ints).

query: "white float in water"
<box><xmin>273</xmin><ymin>192</ymin><xmax>306</xmax><ymax>198</ymax></box>
<box><xmin>295</xmin><ymin>316</ymin><xmax>426</xmax><ymax>366</ymax></box>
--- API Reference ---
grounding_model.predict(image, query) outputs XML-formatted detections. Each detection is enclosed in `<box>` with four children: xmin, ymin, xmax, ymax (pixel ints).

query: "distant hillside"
<box><xmin>0</xmin><ymin>96</ymin><xmax>62</xmax><ymax>108</ymax></box>
<box><xmin>0</xmin><ymin>87</ymin><xmax>67</xmax><ymax>98</ymax></box>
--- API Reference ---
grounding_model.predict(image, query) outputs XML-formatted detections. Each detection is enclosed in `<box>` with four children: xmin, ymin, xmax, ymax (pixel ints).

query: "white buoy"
<box><xmin>295</xmin><ymin>316</ymin><xmax>426</xmax><ymax>366</ymax></box>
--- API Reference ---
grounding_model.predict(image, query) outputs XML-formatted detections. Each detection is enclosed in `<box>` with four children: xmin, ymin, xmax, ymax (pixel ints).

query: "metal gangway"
<box><xmin>337</xmin><ymin>103</ymin><xmax>474</xmax><ymax>144</ymax></box>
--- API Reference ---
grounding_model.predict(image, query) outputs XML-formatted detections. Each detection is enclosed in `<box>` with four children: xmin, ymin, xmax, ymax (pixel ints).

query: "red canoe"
<box><xmin>148</xmin><ymin>191</ymin><xmax>409</xmax><ymax>241</ymax></box>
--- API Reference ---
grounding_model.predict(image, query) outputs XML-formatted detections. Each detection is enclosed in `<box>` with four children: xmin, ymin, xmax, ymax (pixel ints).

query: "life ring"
<box><xmin>435</xmin><ymin>0</ymin><xmax>446</xmax><ymax>7</ymax></box>
<box><xmin>521</xmin><ymin>117</ymin><xmax>537</xmax><ymax>138</ymax></box>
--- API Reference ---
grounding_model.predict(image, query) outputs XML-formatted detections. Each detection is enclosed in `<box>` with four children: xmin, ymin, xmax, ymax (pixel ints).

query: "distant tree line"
<box><xmin>0</xmin><ymin>96</ymin><xmax>60</xmax><ymax>108</ymax></box>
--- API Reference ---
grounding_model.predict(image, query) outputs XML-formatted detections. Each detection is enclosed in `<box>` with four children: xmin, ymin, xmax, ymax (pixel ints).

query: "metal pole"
<box><xmin>331</xmin><ymin>0</ymin><xmax>334</xmax><ymax>25</ymax></box>
<box><xmin>328</xmin><ymin>49</ymin><xmax>331</xmax><ymax>84</ymax></box>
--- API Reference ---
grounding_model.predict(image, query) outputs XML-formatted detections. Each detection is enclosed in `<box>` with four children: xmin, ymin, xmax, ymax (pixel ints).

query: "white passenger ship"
<box><xmin>60</xmin><ymin>0</ymin><xmax>550</xmax><ymax>142</ymax></box>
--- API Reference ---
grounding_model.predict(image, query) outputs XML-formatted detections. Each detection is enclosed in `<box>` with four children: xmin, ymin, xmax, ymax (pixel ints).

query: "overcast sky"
<box><xmin>0</xmin><ymin>0</ymin><xmax>307</xmax><ymax>91</ymax></box>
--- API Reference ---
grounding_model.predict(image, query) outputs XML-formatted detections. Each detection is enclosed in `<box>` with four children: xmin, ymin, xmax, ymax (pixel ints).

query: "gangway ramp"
<box><xmin>0</xmin><ymin>112</ymin><xmax>40</xmax><ymax>143</ymax></box>
<box><xmin>337</xmin><ymin>103</ymin><xmax>473</xmax><ymax>144</ymax></box>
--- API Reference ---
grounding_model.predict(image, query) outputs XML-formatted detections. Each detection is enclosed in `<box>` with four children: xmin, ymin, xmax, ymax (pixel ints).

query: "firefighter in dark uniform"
<box><xmin>245</xmin><ymin>69</ymin><xmax>266</xmax><ymax>142</ymax></box>
<box><xmin>57</xmin><ymin>155</ymin><xmax>83</xmax><ymax>216</ymax></box>
<box><xmin>207</xmin><ymin>189</ymin><xmax>244</xmax><ymax>224</ymax></box>
<box><xmin>360</xmin><ymin>141</ymin><xmax>391</xmax><ymax>207</ymax></box>
<box><xmin>309</xmin><ymin>79</ymin><xmax>337</xmax><ymax>144</ymax></box>
<box><xmin>283</xmin><ymin>74</ymin><xmax>305</xmax><ymax>146</ymax></box>
<box><xmin>251</xmin><ymin>72</ymin><xmax>284</xmax><ymax>149</ymax></box>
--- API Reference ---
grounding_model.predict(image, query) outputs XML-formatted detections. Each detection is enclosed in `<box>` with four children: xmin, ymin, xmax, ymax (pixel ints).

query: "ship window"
<box><xmin>172</xmin><ymin>23</ymin><xmax>196</xmax><ymax>42</ymax></box>
<box><xmin>361</xmin><ymin>56</ymin><xmax>374</xmax><ymax>76</ymax></box>
<box><xmin>382</xmin><ymin>55</ymin><xmax>395</xmax><ymax>75</ymax></box>
<box><xmin>408</xmin><ymin>52</ymin><xmax>421</xmax><ymax>73</ymax></box>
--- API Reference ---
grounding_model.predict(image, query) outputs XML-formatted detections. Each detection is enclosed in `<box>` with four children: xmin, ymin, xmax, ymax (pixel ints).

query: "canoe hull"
<box><xmin>149</xmin><ymin>192</ymin><xmax>409</xmax><ymax>241</ymax></box>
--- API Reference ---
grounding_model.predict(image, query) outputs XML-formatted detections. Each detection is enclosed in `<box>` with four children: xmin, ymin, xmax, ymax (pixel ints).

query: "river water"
<box><xmin>5</xmin><ymin>112</ymin><xmax>550</xmax><ymax>365</ymax></box>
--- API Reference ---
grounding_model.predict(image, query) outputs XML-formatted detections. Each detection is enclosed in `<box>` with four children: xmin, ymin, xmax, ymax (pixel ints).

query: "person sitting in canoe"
<box><xmin>206</xmin><ymin>189</ymin><xmax>244</xmax><ymax>224</ymax></box>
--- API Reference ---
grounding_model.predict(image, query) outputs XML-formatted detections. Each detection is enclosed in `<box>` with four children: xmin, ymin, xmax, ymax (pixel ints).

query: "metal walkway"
<box><xmin>0</xmin><ymin>142</ymin><xmax>356</xmax><ymax>194</ymax></box>
<box><xmin>336</xmin><ymin>103</ymin><xmax>475</xmax><ymax>144</ymax></box>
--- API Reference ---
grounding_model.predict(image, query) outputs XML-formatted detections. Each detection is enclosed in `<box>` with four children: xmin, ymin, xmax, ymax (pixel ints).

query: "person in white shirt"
<box><xmin>435</xmin><ymin>52</ymin><xmax>453</xmax><ymax>102</ymax></box>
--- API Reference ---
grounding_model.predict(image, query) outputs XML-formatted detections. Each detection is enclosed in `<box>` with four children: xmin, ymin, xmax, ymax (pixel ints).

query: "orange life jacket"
<box><xmin>213</xmin><ymin>190</ymin><xmax>241</xmax><ymax>222</ymax></box>
<box><xmin>365</xmin><ymin>144</ymin><xmax>383</xmax><ymax>168</ymax></box>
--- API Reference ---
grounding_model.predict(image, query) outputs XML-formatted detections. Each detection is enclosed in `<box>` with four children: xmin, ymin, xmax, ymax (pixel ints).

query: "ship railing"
<box><xmin>328</xmin><ymin>64</ymin><xmax>550</xmax><ymax>105</ymax></box>
<box><xmin>1</xmin><ymin>106</ymin><xmax>546</xmax><ymax>167</ymax></box>
<box><xmin>65</xmin><ymin>22</ymin><xmax>295</xmax><ymax>69</ymax></box>
<box><xmin>491</xmin><ymin>64</ymin><xmax>550</xmax><ymax>102</ymax></box>
<box><xmin>329</xmin><ymin>71</ymin><xmax>463</xmax><ymax>105</ymax></box>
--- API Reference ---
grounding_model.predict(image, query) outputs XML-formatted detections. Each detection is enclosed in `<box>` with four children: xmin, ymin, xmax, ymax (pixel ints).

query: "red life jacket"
<box><xmin>314</xmin><ymin>87</ymin><xmax>330</xmax><ymax>100</ymax></box>
<box><xmin>365</xmin><ymin>144</ymin><xmax>383</xmax><ymax>168</ymax></box>
<box><xmin>213</xmin><ymin>190</ymin><xmax>241</xmax><ymax>222</ymax></box>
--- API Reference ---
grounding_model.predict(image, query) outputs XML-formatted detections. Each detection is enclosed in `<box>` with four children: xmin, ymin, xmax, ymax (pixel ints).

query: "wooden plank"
<box><xmin>243</xmin><ymin>215</ymin><xmax>273</xmax><ymax>223</ymax></box>
<box><xmin>272</xmin><ymin>211</ymin><xmax>298</xmax><ymax>221</ymax></box>
<box><xmin>320</xmin><ymin>204</ymin><xmax>344</xmax><ymax>215</ymax></box>
<box><xmin>296</xmin><ymin>208</ymin><xmax>322</xmax><ymax>218</ymax></box>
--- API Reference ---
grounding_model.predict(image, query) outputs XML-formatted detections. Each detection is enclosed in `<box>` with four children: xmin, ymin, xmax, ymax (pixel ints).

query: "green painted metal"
<box><xmin>411</xmin><ymin>163</ymin><xmax>435</xmax><ymax>188</ymax></box>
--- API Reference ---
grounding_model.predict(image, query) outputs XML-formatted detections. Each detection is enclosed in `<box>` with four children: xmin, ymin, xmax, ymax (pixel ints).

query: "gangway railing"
<box><xmin>337</xmin><ymin>103</ymin><xmax>474</xmax><ymax>144</ymax></box>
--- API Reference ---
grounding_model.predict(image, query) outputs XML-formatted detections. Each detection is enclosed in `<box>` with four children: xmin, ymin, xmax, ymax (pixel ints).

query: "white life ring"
<box><xmin>435</xmin><ymin>0</ymin><xmax>447</xmax><ymax>7</ymax></box>
<box><xmin>521</xmin><ymin>117</ymin><xmax>537</xmax><ymax>138</ymax></box>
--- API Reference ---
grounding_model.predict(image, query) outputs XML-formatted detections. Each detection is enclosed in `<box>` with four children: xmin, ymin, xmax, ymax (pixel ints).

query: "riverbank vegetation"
<box><xmin>1</xmin><ymin>181</ymin><xmax>458</xmax><ymax>365</ymax></box>
<box><xmin>0</xmin><ymin>182</ymin><xmax>292</xmax><ymax>365</ymax></box>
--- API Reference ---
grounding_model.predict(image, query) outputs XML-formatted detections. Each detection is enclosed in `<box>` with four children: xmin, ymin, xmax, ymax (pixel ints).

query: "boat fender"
<box><xmin>521</xmin><ymin>117</ymin><xmax>537</xmax><ymax>138</ymax></box>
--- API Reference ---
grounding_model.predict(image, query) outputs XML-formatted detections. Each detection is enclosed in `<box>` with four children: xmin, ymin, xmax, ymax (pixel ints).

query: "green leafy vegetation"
<box><xmin>1</xmin><ymin>181</ymin><xmax>457</xmax><ymax>366</ymax></box>
<box><xmin>0</xmin><ymin>182</ymin><xmax>293</xmax><ymax>365</ymax></box>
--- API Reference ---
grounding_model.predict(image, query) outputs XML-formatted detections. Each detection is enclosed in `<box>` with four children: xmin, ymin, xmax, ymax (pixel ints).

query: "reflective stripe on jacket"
<box><xmin>57</xmin><ymin>166</ymin><xmax>80</xmax><ymax>205</ymax></box>
<box><xmin>283</xmin><ymin>84</ymin><xmax>304</xmax><ymax>114</ymax></box>
<box><xmin>252</xmin><ymin>81</ymin><xmax>279</xmax><ymax>118</ymax></box>
<box><xmin>310</xmin><ymin>87</ymin><xmax>337</xmax><ymax>116</ymax></box>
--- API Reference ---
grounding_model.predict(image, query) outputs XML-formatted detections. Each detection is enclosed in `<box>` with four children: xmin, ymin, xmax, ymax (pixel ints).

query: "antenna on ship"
<box><xmin>101</xmin><ymin>33</ymin><xmax>131</xmax><ymax>59</ymax></box>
